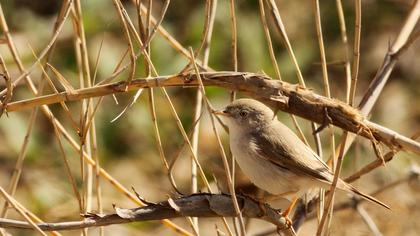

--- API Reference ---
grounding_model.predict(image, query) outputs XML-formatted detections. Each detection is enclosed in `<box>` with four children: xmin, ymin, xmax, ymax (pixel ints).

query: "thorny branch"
<box><xmin>0</xmin><ymin>193</ymin><xmax>297</xmax><ymax>236</ymax></box>
<box><xmin>3</xmin><ymin>72</ymin><xmax>420</xmax><ymax>155</ymax></box>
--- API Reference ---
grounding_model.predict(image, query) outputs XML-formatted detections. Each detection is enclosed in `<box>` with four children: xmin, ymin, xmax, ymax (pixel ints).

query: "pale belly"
<box><xmin>230</xmin><ymin>137</ymin><xmax>304</xmax><ymax>197</ymax></box>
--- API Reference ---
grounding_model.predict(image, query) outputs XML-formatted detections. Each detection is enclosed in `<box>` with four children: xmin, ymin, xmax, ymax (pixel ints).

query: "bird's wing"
<box><xmin>250</xmin><ymin>122</ymin><xmax>390</xmax><ymax>209</ymax></box>
<box><xmin>250</xmin><ymin>121</ymin><xmax>334</xmax><ymax>184</ymax></box>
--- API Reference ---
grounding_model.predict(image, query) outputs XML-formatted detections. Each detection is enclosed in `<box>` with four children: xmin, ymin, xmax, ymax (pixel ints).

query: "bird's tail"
<box><xmin>339</xmin><ymin>181</ymin><xmax>390</xmax><ymax>210</ymax></box>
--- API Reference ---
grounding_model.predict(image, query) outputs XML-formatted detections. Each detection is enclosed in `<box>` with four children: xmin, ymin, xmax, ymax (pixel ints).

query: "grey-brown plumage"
<box><xmin>215</xmin><ymin>98</ymin><xmax>389</xmax><ymax>209</ymax></box>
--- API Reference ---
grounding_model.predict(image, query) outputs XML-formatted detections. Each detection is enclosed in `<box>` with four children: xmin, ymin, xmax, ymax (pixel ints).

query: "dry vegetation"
<box><xmin>0</xmin><ymin>0</ymin><xmax>419</xmax><ymax>235</ymax></box>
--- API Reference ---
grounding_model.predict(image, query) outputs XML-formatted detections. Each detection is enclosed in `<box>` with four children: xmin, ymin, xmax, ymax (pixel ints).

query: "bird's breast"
<box><xmin>229</xmin><ymin>133</ymin><xmax>301</xmax><ymax>196</ymax></box>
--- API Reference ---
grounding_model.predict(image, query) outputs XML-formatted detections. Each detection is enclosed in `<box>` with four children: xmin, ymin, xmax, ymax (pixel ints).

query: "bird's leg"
<box><xmin>243</xmin><ymin>191</ymin><xmax>297</xmax><ymax>218</ymax></box>
<box><xmin>281</xmin><ymin>195</ymin><xmax>299</xmax><ymax>228</ymax></box>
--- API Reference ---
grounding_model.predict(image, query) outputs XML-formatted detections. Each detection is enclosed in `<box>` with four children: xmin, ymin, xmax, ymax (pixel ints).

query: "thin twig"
<box><xmin>135</xmin><ymin>1</ymin><xmax>210</xmax><ymax>71</ymax></box>
<box><xmin>87</xmin><ymin>33</ymin><xmax>105</xmax><ymax>236</ymax></box>
<box><xmin>111</xmin><ymin>0</ymin><xmax>171</xmax><ymax>123</ymax></box>
<box><xmin>313</xmin><ymin>0</ymin><xmax>331</xmax><ymax>99</ymax></box>
<box><xmin>72</xmin><ymin>1</ymin><xmax>96</xmax><ymax>227</ymax></box>
<box><xmin>266</xmin><ymin>0</ymin><xmax>323</xmax><ymax>159</ymax></box>
<box><xmin>356</xmin><ymin>205</ymin><xmax>383</xmax><ymax>236</ymax></box>
<box><xmin>190</xmin><ymin>49</ymin><xmax>246</xmax><ymax>236</ymax></box>
<box><xmin>345</xmin><ymin>151</ymin><xmax>395</xmax><ymax>183</ymax></box>
<box><xmin>312</xmin><ymin>1</ymin><xmax>334</xmax><ymax>232</ymax></box>
<box><xmin>349</xmin><ymin>0</ymin><xmax>361</xmax><ymax>107</ymax></box>
<box><xmin>258</xmin><ymin>0</ymin><xmax>309</xmax><ymax>146</ymax></box>
<box><xmin>265</xmin><ymin>0</ymin><xmax>304</xmax><ymax>86</ymax></box>
<box><xmin>112</xmin><ymin>0</ymin><xmax>136</xmax><ymax>85</ymax></box>
<box><xmin>316</xmin><ymin>132</ymin><xmax>348</xmax><ymax>235</ymax></box>
<box><xmin>199</xmin><ymin>2</ymin><xmax>234</xmax><ymax>235</ymax></box>
<box><xmin>179</xmin><ymin>0</ymin><xmax>211</xmax><ymax>74</ymax></box>
<box><xmin>189</xmin><ymin>0</ymin><xmax>218</xmax><ymax>234</ymax></box>
<box><xmin>227</xmin><ymin>1</ymin><xmax>241</xmax><ymax>234</ymax></box>
<box><xmin>335</xmin><ymin>0</ymin><xmax>352</xmax><ymax>104</ymax></box>
<box><xmin>0</xmin><ymin>186</ymin><xmax>47</xmax><ymax>236</ymax></box>
<box><xmin>258</xmin><ymin>0</ymin><xmax>281</xmax><ymax>81</ymax></box>
<box><xmin>51</xmin><ymin>116</ymin><xmax>84</xmax><ymax>213</ymax></box>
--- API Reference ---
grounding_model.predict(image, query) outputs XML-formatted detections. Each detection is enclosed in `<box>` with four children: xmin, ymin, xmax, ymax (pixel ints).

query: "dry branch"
<box><xmin>4</xmin><ymin>71</ymin><xmax>420</xmax><ymax>155</ymax></box>
<box><xmin>0</xmin><ymin>193</ymin><xmax>296</xmax><ymax>236</ymax></box>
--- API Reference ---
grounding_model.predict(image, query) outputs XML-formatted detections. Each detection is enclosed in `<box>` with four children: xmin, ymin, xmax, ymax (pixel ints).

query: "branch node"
<box><xmin>313</xmin><ymin>107</ymin><xmax>333</xmax><ymax>134</ymax></box>
<box><xmin>82</xmin><ymin>212</ymin><xmax>105</xmax><ymax>219</ymax></box>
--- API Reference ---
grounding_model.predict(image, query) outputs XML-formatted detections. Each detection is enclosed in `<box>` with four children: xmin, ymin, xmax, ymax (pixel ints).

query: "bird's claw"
<box><xmin>282</xmin><ymin>214</ymin><xmax>293</xmax><ymax>228</ymax></box>
<box><xmin>276</xmin><ymin>213</ymin><xmax>293</xmax><ymax>235</ymax></box>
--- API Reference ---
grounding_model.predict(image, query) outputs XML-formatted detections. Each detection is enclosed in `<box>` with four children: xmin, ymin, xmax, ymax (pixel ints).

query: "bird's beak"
<box><xmin>212</xmin><ymin>110</ymin><xmax>230</xmax><ymax>117</ymax></box>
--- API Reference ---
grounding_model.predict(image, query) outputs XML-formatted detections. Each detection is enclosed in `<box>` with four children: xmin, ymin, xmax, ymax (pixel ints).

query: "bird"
<box><xmin>213</xmin><ymin>98</ymin><xmax>389</xmax><ymax>221</ymax></box>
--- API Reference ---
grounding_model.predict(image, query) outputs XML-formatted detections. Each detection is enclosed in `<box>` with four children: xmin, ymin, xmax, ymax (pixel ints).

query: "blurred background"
<box><xmin>0</xmin><ymin>0</ymin><xmax>419</xmax><ymax>235</ymax></box>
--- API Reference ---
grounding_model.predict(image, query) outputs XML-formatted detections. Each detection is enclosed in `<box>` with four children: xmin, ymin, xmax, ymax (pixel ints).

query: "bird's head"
<box><xmin>213</xmin><ymin>99</ymin><xmax>275</xmax><ymax>131</ymax></box>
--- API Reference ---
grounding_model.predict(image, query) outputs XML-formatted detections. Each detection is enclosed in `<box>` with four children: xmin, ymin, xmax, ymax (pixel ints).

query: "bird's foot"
<box><xmin>275</xmin><ymin>212</ymin><xmax>293</xmax><ymax>234</ymax></box>
<box><xmin>278</xmin><ymin>195</ymin><xmax>299</xmax><ymax>229</ymax></box>
<box><xmin>281</xmin><ymin>212</ymin><xmax>293</xmax><ymax>228</ymax></box>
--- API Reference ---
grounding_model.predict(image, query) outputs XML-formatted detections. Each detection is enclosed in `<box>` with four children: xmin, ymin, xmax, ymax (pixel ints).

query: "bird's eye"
<box><xmin>239</xmin><ymin>111</ymin><xmax>248</xmax><ymax>117</ymax></box>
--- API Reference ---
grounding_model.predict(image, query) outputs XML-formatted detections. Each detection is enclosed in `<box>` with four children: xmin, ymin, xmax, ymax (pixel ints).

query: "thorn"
<box><xmin>131</xmin><ymin>187</ymin><xmax>155</xmax><ymax>205</ymax></box>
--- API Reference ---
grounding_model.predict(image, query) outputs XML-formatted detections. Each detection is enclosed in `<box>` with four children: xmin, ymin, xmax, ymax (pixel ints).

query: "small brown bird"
<box><xmin>214</xmin><ymin>98</ymin><xmax>389</xmax><ymax>218</ymax></box>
